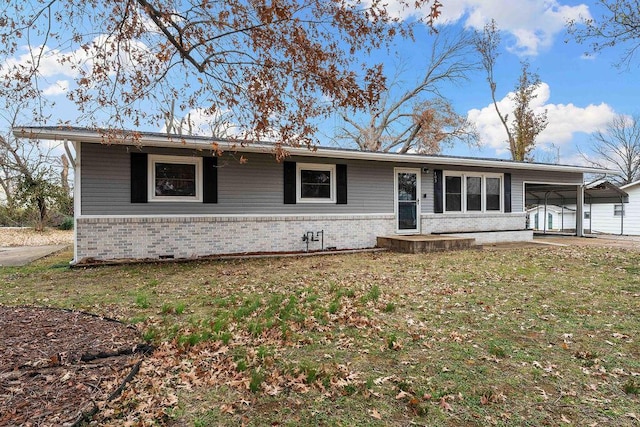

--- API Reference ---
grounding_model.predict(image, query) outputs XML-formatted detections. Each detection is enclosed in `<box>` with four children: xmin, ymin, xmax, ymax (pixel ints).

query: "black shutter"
<box><xmin>130</xmin><ymin>152</ymin><xmax>147</xmax><ymax>203</ymax></box>
<box><xmin>283</xmin><ymin>161</ymin><xmax>296</xmax><ymax>204</ymax></box>
<box><xmin>504</xmin><ymin>173</ymin><xmax>512</xmax><ymax>213</ymax></box>
<box><xmin>433</xmin><ymin>169</ymin><xmax>443</xmax><ymax>213</ymax></box>
<box><xmin>203</xmin><ymin>156</ymin><xmax>218</xmax><ymax>204</ymax></box>
<box><xmin>336</xmin><ymin>164</ymin><xmax>347</xmax><ymax>204</ymax></box>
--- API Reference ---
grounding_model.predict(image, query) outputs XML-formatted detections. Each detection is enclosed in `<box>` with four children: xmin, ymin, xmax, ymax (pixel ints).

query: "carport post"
<box><xmin>620</xmin><ymin>195</ymin><xmax>625</xmax><ymax>235</ymax></box>
<box><xmin>576</xmin><ymin>184</ymin><xmax>584</xmax><ymax>237</ymax></box>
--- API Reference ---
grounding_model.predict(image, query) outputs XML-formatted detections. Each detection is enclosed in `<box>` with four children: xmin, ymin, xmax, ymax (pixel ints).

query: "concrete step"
<box><xmin>376</xmin><ymin>235</ymin><xmax>478</xmax><ymax>253</ymax></box>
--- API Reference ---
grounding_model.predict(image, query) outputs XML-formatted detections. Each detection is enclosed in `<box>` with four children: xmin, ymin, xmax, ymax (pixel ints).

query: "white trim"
<box><xmin>620</xmin><ymin>180</ymin><xmax>640</xmax><ymax>190</ymax></box>
<box><xmin>148</xmin><ymin>154</ymin><xmax>203</xmax><ymax>202</ymax></box>
<box><xmin>394</xmin><ymin>168</ymin><xmax>421</xmax><ymax>234</ymax></box>
<box><xmin>443</xmin><ymin>171</ymin><xmax>503</xmax><ymax>213</ymax></box>
<box><xmin>77</xmin><ymin>212</ymin><xmax>395</xmax><ymax>219</ymax></box>
<box><xmin>73</xmin><ymin>141</ymin><xmax>81</xmax><ymax>264</ymax></box>
<box><xmin>484</xmin><ymin>174</ymin><xmax>503</xmax><ymax>212</ymax></box>
<box><xmin>13</xmin><ymin>127</ymin><xmax>614</xmax><ymax>174</ymax></box>
<box><xmin>296</xmin><ymin>163</ymin><xmax>336</xmax><ymax>203</ymax></box>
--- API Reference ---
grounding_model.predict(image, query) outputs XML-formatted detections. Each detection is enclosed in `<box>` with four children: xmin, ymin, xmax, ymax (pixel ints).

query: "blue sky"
<box><xmin>7</xmin><ymin>0</ymin><xmax>639</xmax><ymax>166</ymax></box>
<box><xmin>379</xmin><ymin>0</ymin><xmax>639</xmax><ymax>165</ymax></box>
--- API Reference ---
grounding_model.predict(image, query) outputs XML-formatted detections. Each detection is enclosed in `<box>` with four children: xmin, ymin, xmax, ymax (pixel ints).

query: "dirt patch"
<box><xmin>0</xmin><ymin>306</ymin><xmax>151</xmax><ymax>426</ymax></box>
<box><xmin>0</xmin><ymin>228</ymin><xmax>73</xmax><ymax>247</ymax></box>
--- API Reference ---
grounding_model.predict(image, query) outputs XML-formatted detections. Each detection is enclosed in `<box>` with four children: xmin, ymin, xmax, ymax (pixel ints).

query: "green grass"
<box><xmin>1</xmin><ymin>246</ymin><xmax>639</xmax><ymax>426</ymax></box>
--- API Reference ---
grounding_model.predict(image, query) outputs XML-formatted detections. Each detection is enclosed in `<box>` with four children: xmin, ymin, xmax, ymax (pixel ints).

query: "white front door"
<box><xmin>395</xmin><ymin>168</ymin><xmax>421</xmax><ymax>234</ymax></box>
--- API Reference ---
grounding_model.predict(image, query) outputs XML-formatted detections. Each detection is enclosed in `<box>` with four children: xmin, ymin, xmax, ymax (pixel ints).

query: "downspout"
<box><xmin>72</xmin><ymin>141</ymin><xmax>81</xmax><ymax>265</ymax></box>
<box><xmin>64</xmin><ymin>139</ymin><xmax>76</xmax><ymax>169</ymax></box>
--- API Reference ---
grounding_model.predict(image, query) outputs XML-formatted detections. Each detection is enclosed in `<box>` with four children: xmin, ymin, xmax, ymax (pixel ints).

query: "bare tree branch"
<box><xmin>337</xmin><ymin>29</ymin><xmax>479</xmax><ymax>154</ymax></box>
<box><xmin>580</xmin><ymin>114</ymin><xmax>640</xmax><ymax>184</ymax></box>
<box><xmin>475</xmin><ymin>21</ymin><xmax>548</xmax><ymax>161</ymax></box>
<box><xmin>567</xmin><ymin>0</ymin><xmax>640</xmax><ymax>69</ymax></box>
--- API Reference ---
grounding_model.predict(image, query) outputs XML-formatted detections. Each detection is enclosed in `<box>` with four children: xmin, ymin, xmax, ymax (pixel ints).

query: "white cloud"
<box><xmin>3</xmin><ymin>35</ymin><xmax>153</xmax><ymax>89</ymax></box>
<box><xmin>468</xmin><ymin>82</ymin><xmax>616</xmax><ymax>155</ymax></box>
<box><xmin>42</xmin><ymin>80</ymin><xmax>69</xmax><ymax>96</ymax></box>
<box><xmin>161</xmin><ymin>107</ymin><xmax>239</xmax><ymax>138</ymax></box>
<box><xmin>3</xmin><ymin>45</ymin><xmax>80</xmax><ymax>79</ymax></box>
<box><xmin>368</xmin><ymin>0</ymin><xmax>591</xmax><ymax>56</ymax></box>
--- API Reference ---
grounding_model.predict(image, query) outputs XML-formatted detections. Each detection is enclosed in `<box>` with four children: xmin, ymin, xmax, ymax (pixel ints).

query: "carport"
<box><xmin>525</xmin><ymin>180</ymin><xmax>629</xmax><ymax>236</ymax></box>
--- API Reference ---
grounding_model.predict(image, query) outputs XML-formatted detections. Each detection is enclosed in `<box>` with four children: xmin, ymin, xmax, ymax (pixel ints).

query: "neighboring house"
<box><xmin>526</xmin><ymin>205</ymin><xmax>576</xmax><ymax>233</ymax></box>
<box><xmin>14</xmin><ymin>127</ymin><xmax>607</xmax><ymax>263</ymax></box>
<box><xmin>587</xmin><ymin>180</ymin><xmax>640</xmax><ymax>235</ymax></box>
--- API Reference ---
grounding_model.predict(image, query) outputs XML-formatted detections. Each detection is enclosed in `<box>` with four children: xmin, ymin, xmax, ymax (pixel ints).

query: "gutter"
<box><xmin>13</xmin><ymin>126</ymin><xmax>614</xmax><ymax>175</ymax></box>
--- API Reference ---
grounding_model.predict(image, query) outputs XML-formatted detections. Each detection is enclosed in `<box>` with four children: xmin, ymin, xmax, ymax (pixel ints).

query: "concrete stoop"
<box><xmin>376</xmin><ymin>235</ymin><xmax>478</xmax><ymax>253</ymax></box>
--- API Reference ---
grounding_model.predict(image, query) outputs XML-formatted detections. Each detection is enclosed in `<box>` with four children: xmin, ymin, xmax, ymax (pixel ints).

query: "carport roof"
<box><xmin>526</xmin><ymin>180</ymin><xmax>628</xmax><ymax>205</ymax></box>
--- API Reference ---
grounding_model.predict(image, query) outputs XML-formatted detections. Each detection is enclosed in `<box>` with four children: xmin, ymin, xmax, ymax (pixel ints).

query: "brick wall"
<box><xmin>76</xmin><ymin>215</ymin><xmax>396</xmax><ymax>261</ymax></box>
<box><xmin>421</xmin><ymin>212</ymin><xmax>526</xmax><ymax>234</ymax></box>
<box><xmin>76</xmin><ymin>212</ymin><xmax>529</xmax><ymax>262</ymax></box>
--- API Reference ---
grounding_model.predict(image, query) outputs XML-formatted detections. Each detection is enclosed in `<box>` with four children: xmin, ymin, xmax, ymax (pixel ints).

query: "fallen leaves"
<box><xmin>3</xmin><ymin>244</ymin><xmax>640</xmax><ymax>425</ymax></box>
<box><xmin>369</xmin><ymin>408</ymin><xmax>382</xmax><ymax>420</ymax></box>
<box><xmin>439</xmin><ymin>396</ymin><xmax>453</xmax><ymax>412</ymax></box>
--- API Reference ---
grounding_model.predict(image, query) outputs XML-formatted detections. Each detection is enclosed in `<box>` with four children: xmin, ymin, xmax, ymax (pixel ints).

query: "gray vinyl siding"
<box><xmin>80</xmin><ymin>143</ymin><xmax>396</xmax><ymax>215</ymax></box>
<box><xmin>80</xmin><ymin>142</ymin><xmax>584</xmax><ymax>216</ymax></box>
<box><xmin>511</xmin><ymin>169</ymin><xmax>583</xmax><ymax>212</ymax></box>
<box><xmin>418</xmin><ymin>165</ymin><xmax>583</xmax><ymax>214</ymax></box>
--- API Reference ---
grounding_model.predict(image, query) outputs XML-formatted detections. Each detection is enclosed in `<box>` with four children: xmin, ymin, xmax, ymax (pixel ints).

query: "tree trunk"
<box><xmin>61</xmin><ymin>154</ymin><xmax>70</xmax><ymax>194</ymax></box>
<box><xmin>36</xmin><ymin>196</ymin><xmax>47</xmax><ymax>231</ymax></box>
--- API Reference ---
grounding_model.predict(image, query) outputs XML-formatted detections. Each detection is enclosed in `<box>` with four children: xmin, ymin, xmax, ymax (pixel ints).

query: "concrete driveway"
<box><xmin>534</xmin><ymin>234</ymin><xmax>640</xmax><ymax>250</ymax></box>
<box><xmin>0</xmin><ymin>245</ymin><xmax>68</xmax><ymax>267</ymax></box>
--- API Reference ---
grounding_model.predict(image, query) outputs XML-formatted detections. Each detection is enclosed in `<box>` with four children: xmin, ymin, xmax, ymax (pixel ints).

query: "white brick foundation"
<box><xmin>421</xmin><ymin>212</ymin><xmax>526</xmax><ymax>234</ymax></box>
<box><xmin>76</xmin><ymin>215</ymin><xmax>396</xmax><ymax>262</ymax></box>
<box><xmin>75</xmin><ymin>212</ymin><xmax>530</xmax><ymax>262</ymax></box>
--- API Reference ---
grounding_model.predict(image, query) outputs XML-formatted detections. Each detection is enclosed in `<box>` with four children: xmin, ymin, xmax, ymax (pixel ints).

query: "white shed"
<box><xmin>527</xmin><ymin>205</ymin><xmax>576</xmax><ymax>232</ymax></box>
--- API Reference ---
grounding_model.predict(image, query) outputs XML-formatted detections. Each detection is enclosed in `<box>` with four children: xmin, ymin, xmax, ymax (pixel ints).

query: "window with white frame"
<box><xmin>485</xmin><ymin>177</ymin><xmax>501</xmax><ymax>211</ymax></box>
<box><xmin>148</xmin><ymin>155</ymin><xmax>202</xmax><ymax>202</ymax></box>
<box><xmin>445</xmin><ymin>175</ymin><xmax>462</xmax><ymax>211</ymax></box>
<box><xmin>444</xmin><ymin>172</ymin><xmax>503</xmax><ymax>213</ymax></box>
<box><xmin>466</xmin><ymin>176</ymin><xmax>482</xmax><ymax>211</ymax></box>
<box><xmin>614</xmin><ymin>204</ymin><xmax>625</xmax><ymax>216</ymax></box>
<box><xmin>296</xmin><ymin>163</ymin><xmax>336</xmax><ymax>203</ymax></box>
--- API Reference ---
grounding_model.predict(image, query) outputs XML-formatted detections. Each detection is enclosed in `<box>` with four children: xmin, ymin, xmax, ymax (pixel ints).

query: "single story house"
<box><xmin>14</xmin><ymin>127</ymin><xmax>610</xmax><ymax>264</ymax></box>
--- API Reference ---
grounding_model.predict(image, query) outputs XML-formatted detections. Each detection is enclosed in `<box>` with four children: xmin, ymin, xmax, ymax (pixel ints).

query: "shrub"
<box><xmin>58</xmin><ymin>216</ymin><xmax>74</xmax><ymax>230</ymax></box>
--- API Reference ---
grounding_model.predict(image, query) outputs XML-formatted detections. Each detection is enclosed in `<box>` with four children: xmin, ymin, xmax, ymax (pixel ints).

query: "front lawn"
<box><xmin>1</xmin><ymin>245</ymin><xmax>638</xmax><ymax>426</ymax></box>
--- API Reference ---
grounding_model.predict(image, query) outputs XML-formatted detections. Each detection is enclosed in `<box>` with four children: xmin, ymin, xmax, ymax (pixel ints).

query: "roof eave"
<box><xmin>12</xmin><ymin>126</ymin><xmax>614</xmax><ymax>175</ymax></box>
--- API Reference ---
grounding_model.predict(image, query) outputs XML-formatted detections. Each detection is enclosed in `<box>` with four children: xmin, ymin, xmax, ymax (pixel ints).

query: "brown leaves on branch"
<box><xmin>1</xmin><ymin>0</ymin><xmax>443</xmax><ymax>149</ymax></box>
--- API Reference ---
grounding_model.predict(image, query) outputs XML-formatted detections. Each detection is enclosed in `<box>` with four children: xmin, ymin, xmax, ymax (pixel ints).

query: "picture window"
<box><xmin>148</xmin><ymin>155</ymin><xmax>202</xmax><ymax>202</ymax></box>
<box><xmin>296</xmin><ymin>163</ymin><xmax>336</xmax><ymax>203</ymax></box>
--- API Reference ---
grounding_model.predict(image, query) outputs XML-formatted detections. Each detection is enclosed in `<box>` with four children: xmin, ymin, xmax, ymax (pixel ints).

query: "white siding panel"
<box><xmin>588</xmin><ymin>185</ymin><xmax>640</xmax><ymax>235</ymax></box>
